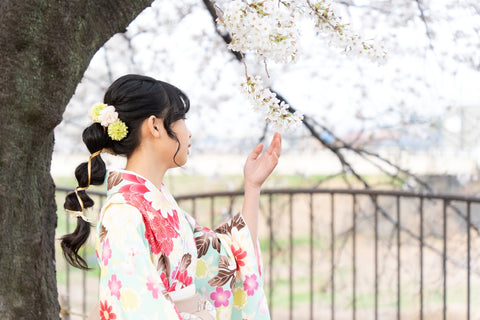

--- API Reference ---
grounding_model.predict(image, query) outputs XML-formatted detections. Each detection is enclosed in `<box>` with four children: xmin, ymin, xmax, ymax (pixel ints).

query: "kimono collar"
<box><xmin>105</xmin><ymin>170</ymin><xmax>182</xmax><ymax>233</ymax></box>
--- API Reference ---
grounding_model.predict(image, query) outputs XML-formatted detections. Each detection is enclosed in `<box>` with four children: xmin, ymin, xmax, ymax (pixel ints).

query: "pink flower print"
<box><xmin>122</xmin><ymin>247</ymin><xmax>137</xmax><ymax>275</ymax></box>
<box><xmin>231</xmin><ymin>245</ymin><xmax>247</xmax><ymax>270</ymax></box>
<box><xmin>108</xmin><ymin>275</ymin><xmax>122</xmax><ymax>300</ymax></box>
<box><xmin>102</xmin><ymin>239</ymin><xmax>112</xmax><ymax>266</ymax></box>
<box><xmin>146</xmin><ymin>274</ymin><xmax>160</xmax><ymax>299</ymax></box>
<box><xmin>244</xmin><ymin>274</ymin><xmax>258</xmax><ymax>296</ymax></box>
<box><xmin>122</xmin><ymin>260</ymin><xmax>135</xmax><ymax>275</ymax></box>
<box><xmin>210</xmin><ymin>287</ymin><xmax>231</xmax><ymax>308</ymax></box>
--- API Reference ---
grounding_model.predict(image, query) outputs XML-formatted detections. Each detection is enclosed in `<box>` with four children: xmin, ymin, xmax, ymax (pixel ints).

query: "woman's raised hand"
<box><xmin>244</xmin><ymin>132</ymin><xmax>282</xmax><ymax>190</ymax></box>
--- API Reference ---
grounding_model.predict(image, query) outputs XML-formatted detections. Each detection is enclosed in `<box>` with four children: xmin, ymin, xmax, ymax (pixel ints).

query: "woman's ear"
<box><xmin>145</xmin><ymin>116</ymin><xmax>163</xmax><ymax>138</ymax></box>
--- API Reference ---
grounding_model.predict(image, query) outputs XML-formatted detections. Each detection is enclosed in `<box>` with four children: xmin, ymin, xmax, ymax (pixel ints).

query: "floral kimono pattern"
<box><xmin>95</xmin><ymin>170</ymin><xmax>270</xmax><ymax>319</ymax></box>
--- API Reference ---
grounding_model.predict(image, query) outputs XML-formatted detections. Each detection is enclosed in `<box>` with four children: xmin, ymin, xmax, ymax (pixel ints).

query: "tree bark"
<box><xmin>0</xmin><ymin>1</ymin><xmax>153</xmax><ymax>319</ymax></box>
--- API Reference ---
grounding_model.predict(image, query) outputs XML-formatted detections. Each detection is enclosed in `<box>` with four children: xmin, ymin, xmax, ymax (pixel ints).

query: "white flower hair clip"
<box><xmin>89</xmin><ymin>103</ymin><xmax>128</xmax><ymax>141</ymax></box>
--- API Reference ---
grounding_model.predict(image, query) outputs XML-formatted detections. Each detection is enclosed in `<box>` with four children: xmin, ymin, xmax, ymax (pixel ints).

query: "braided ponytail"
<box><xmin>61</xmin><ymin>123</ymin><xmax>110</xmax><ymax>270</ymax></box>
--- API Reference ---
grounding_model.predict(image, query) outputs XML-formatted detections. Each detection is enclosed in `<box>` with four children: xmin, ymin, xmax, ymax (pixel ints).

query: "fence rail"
<box><xmin>55</xmin><ymin>187</ymin><xmax>480</xmax><ymax>319</ymax></box>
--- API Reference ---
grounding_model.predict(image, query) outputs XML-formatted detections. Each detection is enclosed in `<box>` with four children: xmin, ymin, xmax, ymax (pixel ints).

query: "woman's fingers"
<box><xmin>248</xmin><ymin>133</ymin><xmax>281</xmax><ymax>170</ymax></box>
<box><xmin>273</xmin><ymin>132</ymin><xmax>281</xmax><ymax>156</ymax></box>
<box><xmin>249</xmin><ymin>143</ymin><xmax>264</xmax><ymax>161</ymax></box>
<box><xmin>269</xmin><ymin>151</ymin><xmax>279</xmax><ymax>169</ymax></box>
<box><xmin>267</xmin><ymin>132</ymin><xmax>282</xmax><ymax>157</ymax></box>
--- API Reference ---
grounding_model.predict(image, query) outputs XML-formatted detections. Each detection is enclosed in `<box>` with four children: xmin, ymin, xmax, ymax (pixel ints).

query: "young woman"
<box><xmin>61</xmin><ymin>74</ymin><xmax>281</xmax><ymax>319</ymax></box>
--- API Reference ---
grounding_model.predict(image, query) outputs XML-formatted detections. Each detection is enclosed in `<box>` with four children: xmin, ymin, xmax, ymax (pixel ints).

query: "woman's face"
<box><xmin>170</xmin><ymin>119</ymin><xmax>191</xmax><ymax>167</ymax></box>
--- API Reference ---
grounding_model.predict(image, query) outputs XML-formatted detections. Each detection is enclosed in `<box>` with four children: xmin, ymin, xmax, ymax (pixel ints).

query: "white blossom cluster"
<box><xmin>307</xmin><ymin>0</ymin><xmax>387</xmax><ymax>64</ymax></box>
<box><xmin>215</xmin><ymin>0</ymin><xmax>387</xmax><ymax>130</ymax></box>
<box><xmin>218</xmin><ymin>0</ymin><xmax>299</xmax><ymax>63</ymax></box>
<box><xmin>241</xmin><ymin>76</ymin><xmax>304</xmax><ymax>131</ymax></box>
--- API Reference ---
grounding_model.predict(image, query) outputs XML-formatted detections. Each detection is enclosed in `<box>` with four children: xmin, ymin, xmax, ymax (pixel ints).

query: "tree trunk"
<box><xmin>0</xmin><ymin>1</ymin><xmax>153</xmax><ymax>319</ymax></box>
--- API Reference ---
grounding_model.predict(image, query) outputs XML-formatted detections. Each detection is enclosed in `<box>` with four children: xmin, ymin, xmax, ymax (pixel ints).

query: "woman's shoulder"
<box><xmin>100</xmin><ymin>200</ymin><xmax>143</xmax><ymax>226</ymax></box>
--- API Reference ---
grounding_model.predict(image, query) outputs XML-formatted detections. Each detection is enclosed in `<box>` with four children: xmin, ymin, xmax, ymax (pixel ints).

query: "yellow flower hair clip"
<box><xmin>89</xmin><ymin>103</ymin><xmax>128</xmax><ymax>141</ymax></box>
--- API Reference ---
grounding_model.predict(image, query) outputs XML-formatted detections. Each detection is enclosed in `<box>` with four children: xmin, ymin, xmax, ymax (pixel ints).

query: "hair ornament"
<box><xmin>89</xmin><ymin>103</ymin><xmax>128</xmax><ymax>141</ymax></box>
<box><xmin>65</xmin><ymin>189</ymin><xmax>91</xmax><ymax>223</ymax></box>
<box><xmin>69</xmin><ymin>210</ymin><xmax>91</xmax><ymax>223</ymax></box>
<box><xmin>65</xmin><ymin>150</ymin><xmax>102</xmax><ymax>222</ymax></box>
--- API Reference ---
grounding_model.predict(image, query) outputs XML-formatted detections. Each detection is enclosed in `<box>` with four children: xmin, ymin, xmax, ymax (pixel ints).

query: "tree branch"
<box><xmin>414</xmin><ymin>0</ymin><xmax>434</xmax><ymax>49</ymax></box>
<box><xmin>202</xmin><ymin>0</ymin><xmax>243</xmax><ymax>61</ymax></box>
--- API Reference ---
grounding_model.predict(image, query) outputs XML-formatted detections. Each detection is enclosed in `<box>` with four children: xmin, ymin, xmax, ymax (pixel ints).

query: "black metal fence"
<box><xmin>56</xmin><ymin>187</ymin><xmax>480</xmax><ymax>319</ymax></box>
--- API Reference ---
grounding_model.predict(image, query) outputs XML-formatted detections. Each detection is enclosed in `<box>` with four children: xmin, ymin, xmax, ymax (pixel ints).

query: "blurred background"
<box><xmin>54</xmin><ymin>1</ymin><xmax>480</xmax><ymax>319</ymax></box>
<box><xmin>53</xmin><ymin>0</ymin><xmax>480</xmax><ymax>194</ymax></box>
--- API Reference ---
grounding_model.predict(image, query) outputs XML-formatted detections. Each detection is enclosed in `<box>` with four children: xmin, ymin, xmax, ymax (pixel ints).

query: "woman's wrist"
<box><xmin>244</xmin><ymin>180</ymin><xmax>262</xmax><ymax>193</ymax></box>
<box><xmin>242</xmin><ymin>181</ymin><xmax>261</xmax><ymax>241</ymax></box>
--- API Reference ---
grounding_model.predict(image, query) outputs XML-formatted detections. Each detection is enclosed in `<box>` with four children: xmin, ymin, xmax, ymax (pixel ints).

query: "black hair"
<box><xmin>61</xmin><ymin>74</ymin><xmax>190</xmax><ymax>269</ymax></box>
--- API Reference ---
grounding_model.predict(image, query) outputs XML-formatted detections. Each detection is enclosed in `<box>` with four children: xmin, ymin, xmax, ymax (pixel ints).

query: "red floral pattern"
<box><xmin>145</xmin><ymin>214</ymin><xmax>176</xmax><ymax>255</ymax></box>
<box><xmin>99</xmin><ymin>300</ymin><xmax>117</xmax><ymax>320</ymax></box>
<box><xmin>120</xmin><ymin>172</ymin><xmax>179</xmax><ymax>256</ymax></box>
<box><xmin>231</xmin><ymin>245</ymin><xmax>247</xmax><ymax>270</ymax></box>
<box><xmin>172</xmin><ymin>268</ymin><xmax>193</xmax><ymax>287</ymax></box>
<box><xmin>160</xmin><ymin>272</ymin><xmax>175</xmax><ymax>292</ymax></box>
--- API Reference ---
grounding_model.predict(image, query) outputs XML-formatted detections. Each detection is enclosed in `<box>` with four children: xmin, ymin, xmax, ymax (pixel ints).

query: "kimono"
<box><xmin>95</xmin><ymin>170</ymin><xmax>270</xmax><ymax>320</ymax></box>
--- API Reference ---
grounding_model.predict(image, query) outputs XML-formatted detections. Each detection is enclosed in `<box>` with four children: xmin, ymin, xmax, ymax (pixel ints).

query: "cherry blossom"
<box><xmin>241</xmin><ymin>75</ymin><xmax>304</xmax><ymax>130</ymax></box>
<box><xmin>214</xmin><ymin>0</ymin><xmax>386</xmax><ymax>130</ymax></box>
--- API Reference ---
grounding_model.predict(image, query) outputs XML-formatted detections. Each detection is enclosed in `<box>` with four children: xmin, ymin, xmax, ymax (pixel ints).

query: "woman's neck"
<box><xmin>125</xmin><ymin>148</ymin><xmax>168</xmax><ymax>190</ymax></box>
